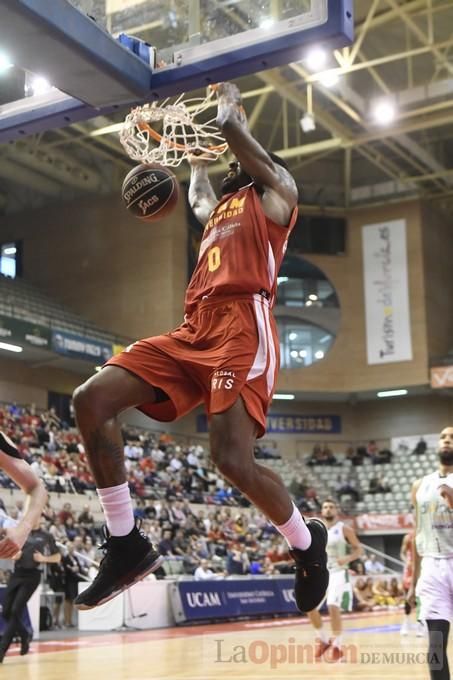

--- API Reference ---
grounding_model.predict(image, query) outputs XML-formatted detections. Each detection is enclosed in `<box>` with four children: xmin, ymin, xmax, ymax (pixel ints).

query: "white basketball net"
<box><xmin>120</xmin><ymin>90</ymin><xmax>228</xmax><ymax>167</ymax></box>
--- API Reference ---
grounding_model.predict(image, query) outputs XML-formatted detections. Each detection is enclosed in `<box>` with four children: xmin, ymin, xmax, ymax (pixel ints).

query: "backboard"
<box><xmin>0</xmin><ymin>0</ymin><xmax>353</xmax><ymax>141</ymax></box>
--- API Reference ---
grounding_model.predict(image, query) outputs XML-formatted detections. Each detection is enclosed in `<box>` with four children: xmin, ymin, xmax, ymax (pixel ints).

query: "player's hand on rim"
<box><xmin>212</xmin><ymin>83</ymin><xmax>247</xmax><ymax>126</ymax></box>
<box><xmin>187</xmin><ymin>147</ymin><xmax>212</xmax><ymax>167</ymax></box>
<box><xmin>212</xmin><ymin>81</ymin><xmax>241</xmax><ymax>103</ymax></box>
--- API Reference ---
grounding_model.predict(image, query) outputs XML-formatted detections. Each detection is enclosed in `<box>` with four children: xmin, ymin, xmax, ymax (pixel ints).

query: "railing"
<box><xmin>0</xmin><ymin>274</ymin><xmax>130</xmax><ymax>345</ymax></box>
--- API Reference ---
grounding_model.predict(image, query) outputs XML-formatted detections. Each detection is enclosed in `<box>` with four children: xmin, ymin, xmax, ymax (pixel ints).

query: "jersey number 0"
<box><xmin>207</xmin><ymin>246</ymin><xmax>221</xmax><ymax>272</ymax></box>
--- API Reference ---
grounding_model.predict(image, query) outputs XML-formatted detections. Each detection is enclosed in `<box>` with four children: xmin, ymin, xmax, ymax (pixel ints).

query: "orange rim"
<box><xmin>137</xmin><ymin>121</ymin><xmax>228</xmax><ymax>154</ymax></box>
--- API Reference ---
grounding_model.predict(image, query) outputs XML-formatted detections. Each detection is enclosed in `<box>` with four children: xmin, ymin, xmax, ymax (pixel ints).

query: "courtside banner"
<box><xmin>51</xmin><ymin>329</ymin><xmax>113</xmax><ymax>363</ymax></box>
<box><xmin>362</xmin><ymin>219</ymin><xmax>413</xmax><ymax>364</ymax></box>
<box><xmin>170</xmin><ymin>578</ymin><xmax>298</xmax><ymax>623</ymax></box>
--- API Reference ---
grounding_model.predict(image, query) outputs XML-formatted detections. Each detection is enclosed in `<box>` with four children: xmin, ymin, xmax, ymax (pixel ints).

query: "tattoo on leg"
<box><xmin>85</xmin><ymin>424</ymin><xmax>126</xmax><ymax>487</ymax></box>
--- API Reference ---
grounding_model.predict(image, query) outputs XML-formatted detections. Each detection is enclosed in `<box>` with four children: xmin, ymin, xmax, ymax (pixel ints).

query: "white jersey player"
<box><xmin>0</xmin><ymin>432</ymin><xmax>47</xmax><ymax>558</ymax></box>
<box><xmin>307</xmin><ymin>498</ymin><xmax>363</xmax><ymax>662</ymax></box>
<box><xmin>410</xmin><ymin>426</ymin><xmax>453</xmax><ymax>680</ymax></box>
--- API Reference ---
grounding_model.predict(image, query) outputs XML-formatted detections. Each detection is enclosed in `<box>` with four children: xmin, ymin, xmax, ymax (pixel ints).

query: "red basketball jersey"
<box><xmin>185</xmin><ymin>185</ymin><xmax>298</xmax><ymax>313</ymax></box>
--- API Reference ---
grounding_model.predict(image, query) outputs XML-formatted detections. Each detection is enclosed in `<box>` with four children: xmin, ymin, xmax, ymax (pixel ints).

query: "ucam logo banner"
<box><xmin>431</xmin><ymin>366</ymin><xmax>453</xmax><ymax>389</ymax></box>
<box><xmin>362</xmin><ymin>219</ymin><xmax>413</xmax><ymax>364</ymax></box>
<box><xmin>172</xmin><ymin>579</ymin><xmax>298</xmax><ymax>623</ymax></box>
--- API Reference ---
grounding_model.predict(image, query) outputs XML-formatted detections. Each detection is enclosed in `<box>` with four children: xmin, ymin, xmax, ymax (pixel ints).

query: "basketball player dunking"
<box><xmin>0</xmin><ymin>432</ymin><xmax>47</xmax><ymax>559</ymax></box>
<box><xmin>409</xmin><ymin>426</ymin><xmax>453</xmax><ymax>680</ymax></box>
<box><xmin>72</xmin><ymin>82</ymin><xmax>329</xmax><ymax>611</ymax></box>
<box><xmin>307</xmin><ymin>498</ymin><xmax>363</xmax><ymax>661</ymax></box>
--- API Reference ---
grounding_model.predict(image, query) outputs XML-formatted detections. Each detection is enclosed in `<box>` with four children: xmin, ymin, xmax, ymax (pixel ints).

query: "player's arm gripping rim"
<box><xmin>214</xmin><ymin>81</ymin><xmax>298</xmax><ymax>225</ymax></box>
<box><xmin>338</xmin><ymin>525</ymin><xmax>363</xmax><ymax>566</ymax></box>
<box><xmin>0</xmin><ymin>448</ymin><xmax>48</xmax><ymax>559</ymax></box>
<box><xmin>407</xmin><ymin>478</ymin><xmax>422</xmax><ymax>605</ymax></box>
<box><xmin>188</xmin><ymin>153</ymin><xmax>218</xmax><ymax>226</ymax></box>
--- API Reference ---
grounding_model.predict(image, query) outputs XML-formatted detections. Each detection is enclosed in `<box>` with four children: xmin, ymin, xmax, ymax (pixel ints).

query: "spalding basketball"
<box><xmin>122</xmin><ymin>164</ymin><xmax>179</xmax><ymax>222</ymax></box>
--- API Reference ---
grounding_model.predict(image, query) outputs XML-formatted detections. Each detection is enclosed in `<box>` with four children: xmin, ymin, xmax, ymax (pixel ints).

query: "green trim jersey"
<box><xmin>326</xmin><ymin>521</ymin><xmax>348</xmax><ymax>572</ymax></box>
<box><xmin>415</xmin><ymin>471</ymin><xmax>453</xmax><ymax>558</ymax></box>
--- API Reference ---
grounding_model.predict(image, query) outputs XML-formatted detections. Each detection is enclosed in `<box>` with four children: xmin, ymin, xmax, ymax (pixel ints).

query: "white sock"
<box><xmin>97</xmin><ymin>482</ymin><xmax>134</xmax><ymax>536</ymax></box>
<box><xmin>274</xmin><ymin>502</ymin><xmax>312</xmax><ymax>550</ymax></box>
<box><xmin>332</xmin><ymin>635</ymin><xmax>342</xmax><ymax>648</ymax></box>
<box><xmin>317</xmin><ymin>627</ymin><xmax>329</xmax><ymax>644</ymax></box>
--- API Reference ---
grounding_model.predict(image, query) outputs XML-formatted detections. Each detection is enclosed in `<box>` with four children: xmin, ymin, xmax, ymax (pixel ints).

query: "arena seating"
<box><xmin>0</xmin><ymin>273</ymin><xmax>128</xmax><ymax>346</ymax></box>
<box><xmin>1</xmin><ymin>399</ymin><xmax>437</xmax><ymax>517</ymax></box>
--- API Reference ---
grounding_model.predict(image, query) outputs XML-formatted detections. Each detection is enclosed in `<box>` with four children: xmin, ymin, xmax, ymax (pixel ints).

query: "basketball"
<box><xmin>121</xmin><ymin>164</ymin><xmax>179</xmax><ymax>222</ymax></box>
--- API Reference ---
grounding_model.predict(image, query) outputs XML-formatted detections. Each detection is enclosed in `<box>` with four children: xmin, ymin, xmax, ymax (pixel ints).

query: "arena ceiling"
<box><xmin>1</xmin><ymin>0</ymin><xmax>453</xmax><ymax>214</ymax></box>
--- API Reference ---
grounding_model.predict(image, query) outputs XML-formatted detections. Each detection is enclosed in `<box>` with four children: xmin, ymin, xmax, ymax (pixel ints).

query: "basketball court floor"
<box><xmin>0</xmin><ymin>612</ymin><xmax>442</xmax><ymax>679</ymax></box>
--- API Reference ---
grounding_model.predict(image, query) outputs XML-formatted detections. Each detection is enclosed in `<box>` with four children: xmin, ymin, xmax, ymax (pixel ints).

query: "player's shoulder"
<box><xmin>415</xmin><ymin>469</ymin><xmax>437</xmax><ymax>485</ymax></box>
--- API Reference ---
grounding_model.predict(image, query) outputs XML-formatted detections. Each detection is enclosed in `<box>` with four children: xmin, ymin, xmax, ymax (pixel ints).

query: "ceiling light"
<box><xmin>3</xmin><ymin>246</ymin><xmax>16</xmax><ymax>255</ymax></box>
<box><xmin>277</xmin><ymin>276</ymin><xmax>289</xmax><ymax>285</ymax></box>
<box><xmin>377</xmin><ymin>389</ymin><xmax>408</xmax><ymax>398</ymax></box>
<box><xmin>0</xmin><ymin>52</ymin><xmax>13</xmax><ymax>74</ymax></box>
<box><xmin>290</xmin><ymin>350</ymin><xmax>299</xmax><ymax>358</ymax></box>
<box><xmin>26</xmin><ymin>75</ymin><xmax>52</xmax><ymax>96</ymax></box>
<box><xmin>305</xmin><ymin>47</ymin><xmax>327</xmax><ymax>71</ymax></box>
<box><xmin>300</xmin><ymin>112</ymin><xmax>316</xmax><ymax>133</ymax></box>
<box><xmin>273</xmin><ymin>394</ymin><xmax>295</xmax><ymax>400</ymax></box>
<box><xmin>315</xmin><ymin>350</ymin><xmax>324</xmax><ymax>359</ymax></box>
<box><xmin>289</xmin><ymin>332</ymin><xmax>298</xmax><ymax>341</ymax></box>
<box><xmin>305</xmin><ymin>300</ymin><xmax>313</xmax><ymax>306</ymax></box>
<box><xmin>309</xmin><ymin>294</ymin><xmax>318</xmax><ymax>301</ymax></box>
<box><xmin>318</xmin><ymin>71</ymin><xmax>339</xmax><ymax>88</ymax></box>
<box><xmin>372</xmin><ymin>100</ymin><xmax>396</xmax><ymax>125</ymax></box>
<box><xmin>299</xmin><ymin>350</ymin><xmax>307</xmax><ymax>358</ymax></box>
<box><xmin>0</xmin><ymin>341</ymin><xmax>23</xmax><ymax>353</ymax></box>
<box><xmin>320</xmin><ymin>335</ymin><xmax>330</xmax><ymax>344</ymax></box>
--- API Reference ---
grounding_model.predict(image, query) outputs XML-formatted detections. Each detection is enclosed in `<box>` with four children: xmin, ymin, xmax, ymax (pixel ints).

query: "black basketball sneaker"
<box><xmin>289</xmin><ymin>518</ymin><xmax>329</xmax><ymax>613</ymax></box>
<box><xmin>74</xmin><ymin>522</ymin><xmax>163</xmax><ymax>610</ymax></box>
<box><xmin>0</xmin><ymin>431</ymin><xmax>21</xmax><ymax>458</ymax></box>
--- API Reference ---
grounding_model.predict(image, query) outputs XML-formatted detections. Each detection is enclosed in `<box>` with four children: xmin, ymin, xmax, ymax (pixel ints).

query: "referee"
<box><xmin>0</xmin><ymin>517</ymin><xmax>61</xmax><ymax>663</ymax></box>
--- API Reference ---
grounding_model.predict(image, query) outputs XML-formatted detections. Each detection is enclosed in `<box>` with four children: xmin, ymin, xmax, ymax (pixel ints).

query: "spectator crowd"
<box><xmin>0</xmin><ymin>400</ymin><xmax>407</xmax><ymax>628</ymax></box>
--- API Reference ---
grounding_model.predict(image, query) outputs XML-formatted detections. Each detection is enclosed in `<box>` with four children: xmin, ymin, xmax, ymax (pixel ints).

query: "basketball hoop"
<box><xmin>120</xmin><ymin>89</ymin><xmax>228</xmax><ymax>167</ymax></box>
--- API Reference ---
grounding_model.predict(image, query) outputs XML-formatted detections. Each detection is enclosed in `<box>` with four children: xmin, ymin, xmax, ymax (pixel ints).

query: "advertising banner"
<box><xmin>171</xmin><ymin>578</ymin><xmax>298</xmax><ymax>623</ymax></box>
<box><xmin>430</xmin><ymin>365</ymin><xmax>453</xmax><ymax>389</ymax></box>
<box><xmin>197</xmin><ymin>413</ymin><xmax>341</xmax><ymax>434</ymax></box>
<box><xmin>0</xmin><ymin>314</ymin><xmax>51</xmax><ymax>349</ymax></box>
<box><xmin>266</xmin><ymin>414</ymin><xmax>341</xmax><ymax>434</ymax></box>
<box><xmin>355</xmin><ymin>513</ymin><xmax>415</xmax><ymax>533</ymax></box>
<box><xmin>362</xmin><ymin>219</ymin><xmax>413</xmax><ymax>364</ymax></box>
<box><xmin>51</xmin><ymin>329</ymin><xmax>113</xmax><ymax>363</ymax></box>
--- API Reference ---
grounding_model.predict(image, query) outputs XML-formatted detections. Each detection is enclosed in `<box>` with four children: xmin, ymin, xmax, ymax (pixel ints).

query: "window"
<box><xmin>0</xmin><ymin>241</ymin><xmax>21</xmax><ymax>278</ymax></box>
<box><xmin>275</xmin><ymin>255</ymin><xmax>340</xmax><ymax>368</ymax></box>
<box><xmin>278</xmin><ymin>318</ymin><xmax>335</xmax><ymax>368</ymax></box>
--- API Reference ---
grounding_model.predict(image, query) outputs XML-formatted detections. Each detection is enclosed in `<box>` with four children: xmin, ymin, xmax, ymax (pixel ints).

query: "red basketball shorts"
<box><xmin>105</xmin><ymin>294</ymin><xmax>279</xmax><ymax>437</ymax></box>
